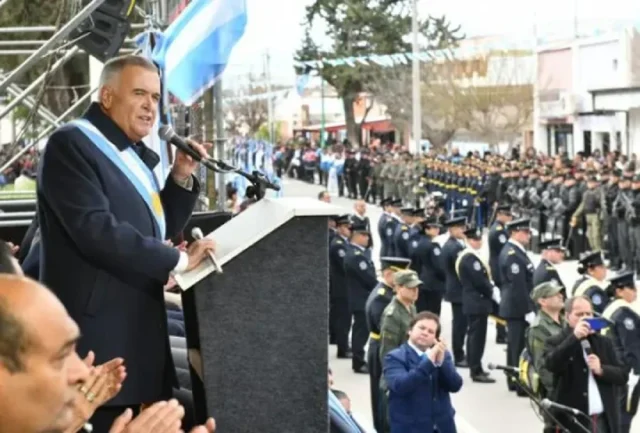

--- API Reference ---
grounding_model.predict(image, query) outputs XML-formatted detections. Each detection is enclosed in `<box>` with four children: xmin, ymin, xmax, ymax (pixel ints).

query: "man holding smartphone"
<box><xmin>543</xmin><ymin>295</ymin><xmax>628</xmax><ymax>433</ymax></box>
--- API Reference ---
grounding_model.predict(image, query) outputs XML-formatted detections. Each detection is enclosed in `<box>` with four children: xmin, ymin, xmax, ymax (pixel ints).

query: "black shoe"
<box><xmin>455</xmin><ymin>360</ymin><xmax>469</xmax><ymax>368</ymax></box>
<box><xmin>353</xmin><ymin>364</ymin><xmax>369</xmax><ymax>374</ymax></box>
<box><xmin>337</xmin><ymin>350</ymin><xmax>352</xmax><ymax>359</ymax></box>
<box><xmin>495</xmin><ymin>337</ymin><xmax>507</xmax><ymax>344</ymax></box>
<box><xmin>471</xmin><ymin>374</ymin><xmax>496</xmax><ymax>383</ymax></box>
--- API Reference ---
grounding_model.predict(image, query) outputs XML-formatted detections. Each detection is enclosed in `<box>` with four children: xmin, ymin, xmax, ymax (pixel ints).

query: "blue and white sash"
<box><xmin>69</xmin><ymin>119</ymin><xmax>166</xmax><ymax>239</ymax></box>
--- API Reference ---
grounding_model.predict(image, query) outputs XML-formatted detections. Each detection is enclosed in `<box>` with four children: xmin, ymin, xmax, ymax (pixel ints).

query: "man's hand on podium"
<box><xmin>185</xmin><ymin>238</ymin><xmax>216</xmax><ymax>272</ymax></box>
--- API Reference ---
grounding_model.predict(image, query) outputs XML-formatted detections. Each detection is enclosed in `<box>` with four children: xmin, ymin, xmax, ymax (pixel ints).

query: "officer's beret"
<box><xmin>444</xmin><ymin>216</ymin><xmax>467</xmax><ymax>228</ymax></box>
<box><xmin>400</xmin><ymin>207</ymin><xmax>415</xmax><ymax>215</ymax></box>
<box><xmin>393</xmin><ymin>270</ymin><xmax>422</xmax><ymax>288</ymax></box>
<box><xmin>608</xmin><ymin>271</ymin><xmax>636</xmax><ymax>290</ymax></box>
<box><xmin>380</xmin><ymin>257</ymin><xmax>412</xmax><ymax>271</ymax></box>
<box><xmin>506</xmin><ymin>218</ymin><xmax>530</xmax><ymax>232</ymax></box>
<box><xmin>463</xmin><ymin>226</ymin><xmax>482</xmax><ymax>240</ymax></box>
<box><xmin>531</xmin><ymin>281</ymin><xmax>563</xmax><ymax>302</ymax></box>
<box><xmin>350</xmin><ymin>220</ymin><xmax>370</xmax><ymax>234</ymax></box>
<box><xmin>335</xmin><ymin>214</ymin><xmax>351</xmax><ymax>226</ymax></box>
<box><xmin>578</xmin><ymin>250</ymin><xmax>605</xmax><ymax>269</ymax></box>
<box><xmin>539</xmin><ymin>238</ymin><xmax>566</xmax><ymax>251</ymax></box>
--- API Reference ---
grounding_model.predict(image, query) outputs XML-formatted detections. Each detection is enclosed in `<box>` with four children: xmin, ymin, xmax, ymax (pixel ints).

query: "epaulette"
<box><xmin>401</xmin><ymin>225</ymin><xmax>408</xmax><ymax>231</ymax></box>
<box><xmin>497</xmin><ymin>224</ymin><xmax>503</xmax><ymax>230</ymax></box>
<box><xmin>336</xmin><ymin>239</ymin><xmax>343</xmax><ymax>244</ymax></box>
<box><xmin>507</xmin><ymin>249</ymin><xmax>516</xmax><ymax>255</ymax></box>
<box><xmin>355</xmin><ymin>250</ymin><xmax>362</xmax><ymax>255</ymax></box>
<box><xmin>385</xmin><ymin>306</ymin><xmax>395</xmax><ymax>315</ymax></box>
<box><xmin>377</xmin><ymin>287</ymin><xmax>386</xmax><ymax>296</ymax></box>
<box><xmin>546</xmin><ymin>266</ymin><xmax>555</xmax><ymax>271</ymax></box>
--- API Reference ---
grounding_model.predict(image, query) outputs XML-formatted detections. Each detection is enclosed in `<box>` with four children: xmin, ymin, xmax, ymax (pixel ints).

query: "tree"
<box><xmin>366</xmin><ymin>53</ymin><xmax>471</xmax><ymax>152</ymax></box>
<box><xmin>296</xmin><ymin>0</ymin><xmax>461</xmax><ymax>146</ymax></box>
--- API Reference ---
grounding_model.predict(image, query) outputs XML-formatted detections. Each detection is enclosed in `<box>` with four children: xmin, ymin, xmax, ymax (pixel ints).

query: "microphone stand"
<box><xmin>502</xmin><ymin>370</ymin><xmax>577</xmax><ymax>433</ymax></box>
<box><xmin>209</xmin><ymin>159</ymin><xmax>279</xmax><ymax>201</ymax></box>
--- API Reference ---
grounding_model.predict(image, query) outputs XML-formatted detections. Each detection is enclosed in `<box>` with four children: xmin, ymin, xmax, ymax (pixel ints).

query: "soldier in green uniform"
<box><xmin>526</xmin><ymin>281</ymin><xmax>565</xmax><ymax>433</ymax></box>
<box><xmin>365</xmin><ymin>257</ymin><xmax>412</xmax><ymax>433</ymax></box>
<box><xmin>371</xmin><ymin>155</ymin><xmax>384</xmax><ymax>204</ymax></box>
<box><xmin>378</xmin><ymin>269</ymin><xmax>420</xmax><ymax>433</ymax></box>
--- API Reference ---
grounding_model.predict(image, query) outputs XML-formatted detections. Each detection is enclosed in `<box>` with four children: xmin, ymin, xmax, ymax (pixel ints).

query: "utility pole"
<box><xmin>265</xmin><ymin>50</ymin><xmax>274</xmax><ymax>144</ymax></box>
<box><xmin>214</xmin><ymin>80</ymin><xmax>225</xmax><ymax>210</ymax></box>
<box><xmin>411</xmin><ymin>0</ymin><xmax>421</xmax><ymax>154</ymax></box>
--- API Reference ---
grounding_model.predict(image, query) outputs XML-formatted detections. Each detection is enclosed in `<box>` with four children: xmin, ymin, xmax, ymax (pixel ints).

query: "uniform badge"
<box><xmin>411</xmin><ymin>240</ymin><xmax>418</xmax><ymax>248</ymax></box>
<box><xmin>624</xmin><ymin>317</ymin><xmax>635</xmax><ymax>330</ymax></box>
<box><xmin>499</xmin><ymin>234</ymin><xmax>507</xmax><ymax>243</ymax></box>
<box><xmin>338</xmin><ymin>249</ymin><xmax>345</xmax><ymax>257</ymax></box>
<box><xmin>473</xmin><ymin>261</ymin><xmax>481</xmax><ymax>271</ymax></box>
<box><xmin>386</xmin><ymin>228</ymin><xmax>393</xmax><ymax>237</ymax></box>
<box><xmin>377</xmin><ymin>287</ymin><xmax>386</xmax><ymax>296</ymax></box>
<box><xmin>511</xmin><ymin>263</ymin><xmax>520</xmax><ymax>274</ymax></box>
<box><xmin>359</xmin><ymin>261</ymin><xmax>368</xmax><ymax>270</ymax></box>
<box><xmin>551</xmin><ymin>278</ymin><xmax>558</xmax><ymax>285</ymax></box>
<box><xmin>592</xmin><ymin>294</ymin><xmax>602</xmax><ymax>305</ymax></box>
<box><xmin>434</xmin><ymin>247</ymin><xmax>441</xmax><ymax>256</ymax></box>
<box><xmin>402</xmin><ymin>232</ymin><xmax>409</xmax><ymax>240</ymax></box>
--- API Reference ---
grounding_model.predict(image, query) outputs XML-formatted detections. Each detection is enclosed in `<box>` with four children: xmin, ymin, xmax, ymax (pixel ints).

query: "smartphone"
<box><xmin>585</xmin><ymin>317</ymin><xmax>610</xmax><ymax>332</ymax></box>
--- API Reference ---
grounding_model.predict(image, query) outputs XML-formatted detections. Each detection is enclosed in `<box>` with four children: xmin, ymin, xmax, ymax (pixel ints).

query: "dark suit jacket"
<box><xmin>442</xmin><ymin>237</ymin><xmax>464</xmax><ymax>304</ymax></box>
<box><xmin>384</xmin><ymin>343</ymin><xmax>462</xmax><ymax>433</ymax></box>
<box><xmin>37</xmin><ymin>103</ymin><xmax>198</xmax><ymax>405</ymax></box>
<box><xmin>543</xmin><ymin>327</ymin><xmax>628</xmax><ymax>433</ymax></box>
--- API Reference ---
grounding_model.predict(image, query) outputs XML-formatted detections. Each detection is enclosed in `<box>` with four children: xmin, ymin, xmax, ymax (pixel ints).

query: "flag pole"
<box><xmin>214</xmin><ymin>79</ymin><xmax>226</xmax><ymax>210</ymax></box>
<box><xmin>320</xmin><ymin>67</ymin><xmax>326</xmax><ymax>147</ymax></box>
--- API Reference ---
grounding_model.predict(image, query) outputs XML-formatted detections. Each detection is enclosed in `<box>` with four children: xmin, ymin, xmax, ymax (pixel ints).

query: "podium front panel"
<box><xmin>189</xmin><ymin>216</ymin><xmax>329</xmax><ymax>432</ymax></box>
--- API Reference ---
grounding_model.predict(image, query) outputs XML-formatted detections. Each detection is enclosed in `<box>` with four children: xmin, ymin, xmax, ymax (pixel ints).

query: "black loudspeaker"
<box><xmin>70</xmin><ymin>0</ymin><xmax>137</xmax><ymax>62</ymax></box>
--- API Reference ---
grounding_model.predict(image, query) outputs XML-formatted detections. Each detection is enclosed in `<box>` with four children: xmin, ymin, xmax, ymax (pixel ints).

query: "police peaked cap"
<box><xmin>496</xmin><ymin>204</ymin><xmax>512</xmax><ymax>215</ymax></box>
<box><xmin>335</xmin><ymin>214</ymin><xmax>351</xmax><ymax>226</ymax></box>
<box><xmin>350</xmin><ymin>220</ymin><xmax>370</xmax><ymax>233</ymax></box>
<box><xmin>420</xmin><ymin>216</ymin><xmax>441</xmax><ymax>229</ymax></box>
<box><xmin>380</xmin><ymin>257</ymin><xmax>412</xmax><ymax>271</ymax></box>
<box><xmin>412</xmin><ymin>208</ymin><xmax>426</xmax><ymax>217</ymax></box>
<box><xmin>444</xmin><ymin>216</ymin><xmax>466</xmax><ymax>227</ymax></box>
<box><xmin>608</xmin><ymin>271</ymin><xmax>636</xmax><ymax>290</ymax></box>
<box><xmin>539</xmin><ymin>238</ymin><xmax>566</xmax><ymax>251</ymax></box>
<box><xmin>578</xmin><ymin>250</ymin><xmax>605</xmax><ymax>268</ymax></box>
<box><xmin>400</xmin><ymin>207</ymin><xmax>415</xmax><ymax>215</ymax></box>
<box><xmin>463</xmin><ymin>226</ymin><xmax>482</xmax><ymax>240</ymax></box>
<box><xmin>506</xmin><ymin>218</ymin><xmax>530</xmax><ymax>232</ymax></box>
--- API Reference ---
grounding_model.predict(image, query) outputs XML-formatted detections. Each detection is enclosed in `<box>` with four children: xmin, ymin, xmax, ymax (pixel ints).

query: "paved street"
<box><xmin>278</xmin><ymin>177</ymin><xmax>640</xmax><ymax>433</ymax></box>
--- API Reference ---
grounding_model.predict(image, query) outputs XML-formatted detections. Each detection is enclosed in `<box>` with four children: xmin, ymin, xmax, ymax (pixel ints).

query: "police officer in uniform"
<box><xmin>488</xmin><ymin>204</ymin><xmax>513</xmax><ymax>343</ymax></box>
<box><xmin>532</xmin><ymin>238</ymin><xmax>567</xmax><ymax>296</ymax></box>
<box><xmin>379</xmin><ymin>198</ymin><xmax>402</xmax><ymax>259</ymax></box>
<box><xmin>409</xmin><ymin>216</ymin><xmax>445</xmax><ymax>315</ymax></box>
<box><xmin>499</xmin><ymin>218</ymin><xmax>535</xmax><ymax>395</ymax></box>
<box><xmin>602</xmin><ymin>271</ymin><xmax>640</xmax><ymax>433</ymax></box>
<box><xmin>572</xmin><ymin>250</ymin><xmax>610</xmax><ymax>314</ymax></box>
<box><xmin>329</xmin><ymin>214</ymin><xmax>352</xmax><ymax>358</ymax></box>
<box><xmin>344</xmin><ymin>220</ymin><xmax>377</xmax><ymax>373</ymax></box>
<box><xmin>364</xmin><ymin>256</ymin><xmax>411</xmax><ymax>433</ymax></box>
<box><xmin>442</xmin><ymin>216</ymin><xmax>468</xmax><ymax>367</ymax></box>
<box><xmin>456</xmin><ymin>226</ymin><xmax>500</xmax><ymax>383</ymax></box>
<box><xmin>393</xmin><ymin>207</ymin><xmax>415</xmax><ymax>258</ymax></box>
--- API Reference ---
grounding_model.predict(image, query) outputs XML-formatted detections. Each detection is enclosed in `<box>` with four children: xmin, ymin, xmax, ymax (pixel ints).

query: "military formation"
<box><xmin>326</xmin><ymin>149</ymin><xmax>640</xmax><ymax>433</ymax></box>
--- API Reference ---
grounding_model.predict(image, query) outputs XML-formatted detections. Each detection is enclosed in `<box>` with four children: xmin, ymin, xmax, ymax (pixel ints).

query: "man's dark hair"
<box><xmin>0</xmin><ymin>296</ymin><xmax>27</xmax><ymax>373</ymax></box>
<box><xmin>318</xmin><ymin>191</ymin><xmax>328</xmax><ymax>200</ymax></box>
<box><xmin>410</xmin><ymin>311</ymin><xmax>440</xmax><ymax>329</ymax></box>
<box><xmin>0</xmin><ymin>240</ymin><xmax>16</xmax><ymax>274</ymax></box>
<box><xmin>331</xmin><ymin>389</ymin><xmax>348</xmax><ymax>400</ymax></box>
<box><xmin>565</xmin><ymin>295</ymin><xmax>591</xmax><ymax>315</ymax></box>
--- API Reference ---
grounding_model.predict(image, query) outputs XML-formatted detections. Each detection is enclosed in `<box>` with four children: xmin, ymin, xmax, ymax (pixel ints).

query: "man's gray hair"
<box><xmin>98</xmin><ymin>55</ymin><xmax>158</xmax><ymax>87</ymax></box>
<box><xmin>564</xmin><ymin>295</ymin><xmax>591</xmax><ymax>315</ymax></box>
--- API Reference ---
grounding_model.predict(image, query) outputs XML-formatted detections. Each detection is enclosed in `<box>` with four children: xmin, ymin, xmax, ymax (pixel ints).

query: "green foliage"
<box><xmin>296</xmin><ymin>0</ymin><xmax>462</xmax><ymax>144</ymax></box>
<box><xmin>255</xmin><ymin>121</ymin><xmax>283</xmax><ymax>143</ymax></box>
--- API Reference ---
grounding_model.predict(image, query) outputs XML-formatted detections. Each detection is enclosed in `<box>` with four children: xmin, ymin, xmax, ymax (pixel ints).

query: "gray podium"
<box><xmin>175</xmin><ymin>197</ymin><xmax>342</xmax><ymax>432</ymax></box>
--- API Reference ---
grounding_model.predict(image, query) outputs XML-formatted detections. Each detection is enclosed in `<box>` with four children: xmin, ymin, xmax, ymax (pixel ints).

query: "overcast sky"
<box><xmin>224</xmin><ymin>0</ymin><xmax>640</xmax><ymax>85</ymax></box>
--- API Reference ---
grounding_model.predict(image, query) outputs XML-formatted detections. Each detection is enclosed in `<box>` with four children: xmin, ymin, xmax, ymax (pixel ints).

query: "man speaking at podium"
<box><xmin>37</xmin><ymin>55</ymin><xmax>215</xmax><ymax>431</ymax></box>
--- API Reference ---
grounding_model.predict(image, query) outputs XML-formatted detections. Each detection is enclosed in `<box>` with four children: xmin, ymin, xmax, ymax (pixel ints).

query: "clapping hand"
<box><xmin>109</xmin><ymin>400</ymin><xmax>216</xmax><ymax>433</ymax></box>
<box><xmin>67</xmin><ymin>352</ymin><xmax>126</xmax><ymax>432</ymax></box>
<box><xmin>434</xmin><ymin>339</ymin><xmax>447</xmax><ymax>365</ymax></box>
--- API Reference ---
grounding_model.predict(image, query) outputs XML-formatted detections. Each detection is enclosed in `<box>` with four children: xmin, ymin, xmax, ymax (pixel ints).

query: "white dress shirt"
<box><xmin>582</xmin><ymin>349</ymin><xmax>605</xmax><ymax>415</ymax></box>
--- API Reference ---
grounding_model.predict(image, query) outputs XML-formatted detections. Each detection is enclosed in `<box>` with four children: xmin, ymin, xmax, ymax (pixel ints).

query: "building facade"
<box><xmin>534</xmin><ymin>28</ymin><xmax>640</xmax><ymax>156</ymax></box>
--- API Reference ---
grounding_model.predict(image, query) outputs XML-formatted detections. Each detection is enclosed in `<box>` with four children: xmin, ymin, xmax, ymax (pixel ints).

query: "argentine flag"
<box><xmin>152</xmin><ymin>0</ymin><xmax>248</xmax><ymax>105</ymax></box>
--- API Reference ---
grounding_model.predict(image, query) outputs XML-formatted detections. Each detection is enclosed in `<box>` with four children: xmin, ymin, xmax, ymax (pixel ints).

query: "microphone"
<box><xmin>540</xmin><ymin>399</ymin><xmax>581</xmax><ymax>416</ymax></box>
<box><xmin>158</xmin><ymin>125</ymin><xmax>219</xmax><ymax>172</ymax></box>
<box><xmin>487</xmin><ymin>363</ymin><xmax>520</xmax><ymax>374</ymax></box>
<box><xmin>581</xmin><ymin>339</ymin><xmax>593</xmax><ymax>356</ymax></box>
<box><xmin>191</xmin><ymin>227</ymin><xmax>223</xmax><ymax>274</ymax></box>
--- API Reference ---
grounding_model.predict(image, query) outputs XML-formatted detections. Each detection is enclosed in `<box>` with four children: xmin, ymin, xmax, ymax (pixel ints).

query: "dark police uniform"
<box><xmin>572</xmin><ymin>251</ymin><xmax>610</xmax><ymax>314</ymax></box>
<box><xmin>498</xmin><ymin>219</ymin><xmax>535</xmax><ymax>393</ymax></box>
<box><xmin>456</xmin><ymin>226</ymin><xmax>496</xmax><ymax>382</ymax></box>
<box><xmin>532</xmin><ymin>238</ymin><xmax>567</xmax><ymax>296</ymax></box>
<box><xmin>329</xmin><ymin>214</ymin><xmax>352</xmax><ymax>358</ymax></box>
<box><xmin>408</xmin><ymin>217</ymin><xmax>445</xmax><ymax>316</ymax></box>
<box><xmin>392</xmin><ymin>207</ymin><xmax>414</xmax><ymax>259</ymax></box>
<box><xmin>364</xmin><ymin>256</ymin><xmax>411</xmax><ymax>433</ymax></box>
<box><xmin>379</xmin><ymin>198</ymin><xmax>402</xmax><ymax>258</ymax></box>
<box><xmin>602</xmin><ymin>272</ymin><xmax>640</xmax><ymax>433</ymax></box>
<box><xmin>344</xmin><ymin>221</ymin><xmax>378</xmax><ymax>373</ymax></box>
<box><xmin>442</xmin><ymin>216</ymin><xmax>468</xmax><ymax>365</ymax></box>
<box><xmin>350</xmin><ymin>212</ymin><xmax>372</xmax><ymax>249</ymax></box>
<box><xmin>488</xmin><ymin>207</ymin><xmax>512</xmax><ymax>343</ymax></box>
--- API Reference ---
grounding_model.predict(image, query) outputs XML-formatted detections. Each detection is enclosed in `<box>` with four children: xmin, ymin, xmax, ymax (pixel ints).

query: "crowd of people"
<box><xmin>322</xmin><ymin>146</ymin><xmax>640</xmax><ymax>433</ymax></box>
